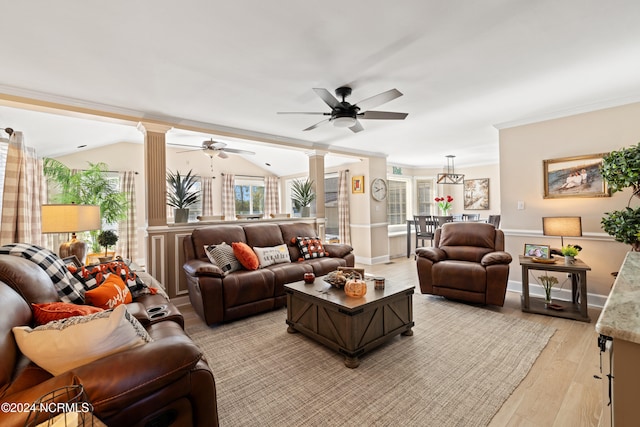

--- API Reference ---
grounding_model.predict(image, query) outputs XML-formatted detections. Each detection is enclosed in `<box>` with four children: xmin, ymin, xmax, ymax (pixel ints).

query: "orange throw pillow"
<box><xmin>84</xmin><ymin>274</ymin><xmax>132</xmax><ymax>309</ymax></box>
<box><xmin>232</xmin><ymin>242</ymin><xmax>260</xmax><ymax>270</ymax></box>
<box><xmin>32</xmin><ymin>302</ymin><xmax>104</xmax><ymax>326</ymax></box>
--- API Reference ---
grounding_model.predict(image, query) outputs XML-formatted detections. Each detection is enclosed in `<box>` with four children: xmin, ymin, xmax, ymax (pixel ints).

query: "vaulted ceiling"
<box><xmin>1</xmin><ymin>1</ymin><xmax>640</xmax><ymax>175</ymax></box>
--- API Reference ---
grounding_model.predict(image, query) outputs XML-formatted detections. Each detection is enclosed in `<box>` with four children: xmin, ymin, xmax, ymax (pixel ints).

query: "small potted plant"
<box><xmin>167</xmin><ymin>169</ymin><xmax>200</xmax><ymax>223</ymax></box>
<box><xmin>561</xmin><ymin>244</ymin><xmax>581</xmax><ymax>264</ymax></box>
<box><xmin>97</xmin><ymin>230</ymin><xmax>118</xmax><ymax>263</ymax></box>
<box><xmin>291</xmin><ymin>178</ymin><xmax>316</xmax><ymax>217</ymax></box>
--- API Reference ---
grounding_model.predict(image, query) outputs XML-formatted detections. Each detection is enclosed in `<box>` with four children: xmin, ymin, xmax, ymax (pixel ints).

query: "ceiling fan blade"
<box><xmin>359</xmin><ymin>111</ymin><xmax>408</xmax><ymax>120</ymax></box>
<box><xmin>303</xmin><ymin>118</ymin><xmax>331</xmax><ymax>131</ymax></box>
<box><xmin>349</xmin><ymin>120</ymin><xmax>364</xmax><ymax>133</ymax></box>
<box><xmin>277</xmin><ymin>112</ymin><xmax>328</xmax><ymax>115</ymax></box>
<box><xmin>313</xmin><ymin>88</ymin><xmax>341</xmax><ymax>109</ymax></box>
<box><xmin>176</xmin><ymin>148</ymin><xmax>202</xmax><ymax>154</ymax></box>
<box><xmin>354</xmin><ymin>88</ymin><xmax>403</xmax><ymax>112</ymax></box>
<box><xmin>221</xmin><ymin>147</ymin><xmax>256</xmax><ymax>155</ymax></box>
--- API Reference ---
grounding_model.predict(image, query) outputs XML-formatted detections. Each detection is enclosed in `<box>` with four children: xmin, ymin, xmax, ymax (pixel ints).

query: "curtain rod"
<box><xmin>221</xmin><ymin>173</ymin><xmax>275</xmax><ymax>179</ymax></box>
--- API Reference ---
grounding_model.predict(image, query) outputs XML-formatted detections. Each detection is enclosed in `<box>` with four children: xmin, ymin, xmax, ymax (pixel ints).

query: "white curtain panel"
<box><xmin>222</xmin><ymin>173</ymin><xmax>236</xmax><ymax>219</ymax></box>
<box><xmin>0</xmin><ymin>131</ymin><xmax>45</xmax><ymax>246</ymax></box>
<box><xmin>116</xmin><ymin>171</ymin><xmax>137</xmax><ymax>261</ymax></box>
<box><xmin>264</xmin><ymin>176</ymin><xmax>279</xmax><ymax>218</ymax></box>
<box><xmin>201</xmin><ymin>177</ymin><xmax>215</xmax><ymax>216</ymax></box>
<box><xmin>338</xmin><ymin>170</ymin><xmax>351</xmax><ymax>245</ymax></box>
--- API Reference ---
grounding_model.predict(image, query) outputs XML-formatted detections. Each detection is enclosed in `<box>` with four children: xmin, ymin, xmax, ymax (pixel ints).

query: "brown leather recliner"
<box><xmin>416</xmin><ymin>222</ymin><xmax>512</xmax><ymax>306</ymax></box>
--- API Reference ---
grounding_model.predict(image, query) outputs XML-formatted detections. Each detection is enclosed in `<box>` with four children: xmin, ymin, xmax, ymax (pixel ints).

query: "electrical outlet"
<box><xmin>517</xmin><ymin>201</ymin><xmax>525</xmax><ymax>210</ymax></box>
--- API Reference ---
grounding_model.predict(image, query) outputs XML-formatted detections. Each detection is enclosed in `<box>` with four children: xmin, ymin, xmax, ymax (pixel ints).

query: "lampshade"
<box><xmin>41</xmin><ymin>204</ymin><xmax>101</xmax><ymax>264</ymax></box>
<box><xmin>542</xmin><ymin>216</ymin><xmax>582</xmax><ymax>247</ymax></box>
<box><xmin>41</xmin><ymin>204</ymin><xmax>101</xmax><ymax>233</ymax></box>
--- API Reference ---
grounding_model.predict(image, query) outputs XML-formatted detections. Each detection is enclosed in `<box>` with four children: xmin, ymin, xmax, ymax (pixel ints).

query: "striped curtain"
<box><xmin>116</xmin><ymin>171</ymin><xmax>137</xmax><ymax>261</ymax></box>
<box><xmin>201</xmin><ymin>176</ymin><xmax>215</xmax><ymax>216</ymax></box>
<box><xmin>222</xmin><ymin>173</ymin><xmax>236</xmax><ymax>219</ymax></box>
<box><xmin>0</xmin><ymin>131</ymin><xmax>45</xmax><ymax>246</ymax></box>
<box><xmin>338</xmin><ymin>170</ymin><xmax>351</xmax><ymax>245</ymax></box>
<box><xmin>264</xmin><ymin>176</ymin><xmax>279</xmax><ymax>218</ymax></box>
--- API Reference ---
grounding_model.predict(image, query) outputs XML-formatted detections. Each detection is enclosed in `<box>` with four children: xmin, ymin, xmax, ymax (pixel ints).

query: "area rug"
<box><xmin>187</xmin><ymin>295</ymin><xmax>555</xmax><ymax>427</ymax></box>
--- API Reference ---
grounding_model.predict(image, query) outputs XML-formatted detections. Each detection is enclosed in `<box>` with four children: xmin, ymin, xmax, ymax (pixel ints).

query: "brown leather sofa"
<box><xmin>183</xmin><ymin>222</ymin><xmax>355</xmax><ymax>325</ymax></box>
<box><xmin>0</xmin><ymin>254</ymin><xmax>218</xmax><ymax>427</ymax></box>
<box><xmin>416</xmin><ymin>222</ymin><xmax>512</xmax><ymax>306</ymax></box>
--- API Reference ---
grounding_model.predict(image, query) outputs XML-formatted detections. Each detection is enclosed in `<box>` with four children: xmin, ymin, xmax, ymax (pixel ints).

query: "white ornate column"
<box><xmin>307</xmin><ymin>150</ymin><xmax>327</xmax><ymax>239</ymax></box>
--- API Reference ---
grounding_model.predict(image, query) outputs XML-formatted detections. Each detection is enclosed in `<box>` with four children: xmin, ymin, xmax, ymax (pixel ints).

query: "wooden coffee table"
<box><xmin>285</xmin><ymin>277</ymin><xmax>414</xmax><ymax>368</ymax></box>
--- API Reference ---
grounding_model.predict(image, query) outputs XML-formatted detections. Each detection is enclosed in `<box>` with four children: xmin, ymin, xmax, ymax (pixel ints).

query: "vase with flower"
<box><xmin>538</xmin><ymin>274</ymin><xmax>558</xmax><ymax>308</ymax></box>
<box><xmin>435</xmin><ymin>195</ymin><xmax>454</xmax><ymax>216</ymax></box>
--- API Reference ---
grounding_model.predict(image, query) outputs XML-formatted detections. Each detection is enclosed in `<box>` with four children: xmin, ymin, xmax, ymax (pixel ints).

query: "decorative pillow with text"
<box><xmin>253</xmin><ymin>244</ymin><xmax>291</xmax><ymax>268</ymax></box>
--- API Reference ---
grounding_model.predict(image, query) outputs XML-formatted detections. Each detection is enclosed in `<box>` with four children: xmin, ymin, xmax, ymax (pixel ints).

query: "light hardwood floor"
<box><xmin>178</xmin><ymin>256</ymin><xmax>605</xmax><ymax>427</ymax></box>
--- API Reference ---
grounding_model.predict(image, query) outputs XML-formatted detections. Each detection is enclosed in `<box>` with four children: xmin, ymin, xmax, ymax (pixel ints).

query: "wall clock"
<box><xmin>371</xmin><ymin>178</ymin><xmax>388</xmax><ymax>201</ymax></box>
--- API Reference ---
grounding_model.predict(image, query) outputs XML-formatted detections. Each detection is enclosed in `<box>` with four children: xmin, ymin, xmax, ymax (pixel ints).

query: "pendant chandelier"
<box><xmin>436</xmin><ymin>155</ymin><xmax>464</xmax><ymax>184</ymax></box>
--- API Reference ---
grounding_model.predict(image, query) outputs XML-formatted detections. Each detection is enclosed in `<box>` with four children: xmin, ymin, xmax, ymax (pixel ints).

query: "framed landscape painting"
<box><xmin>524</xmin><ymin>244</ymin><xmax>550</xmax><ymax>259</ymax></box>
<box><xmin>463</xmin><ymin>178</ymin><xmax>489</xmax><ymax>209</ymax></box>
<box><xmin>543</xmin><ymin>153</ymin><xmax>610</xmax><ymax>199</ymax></box>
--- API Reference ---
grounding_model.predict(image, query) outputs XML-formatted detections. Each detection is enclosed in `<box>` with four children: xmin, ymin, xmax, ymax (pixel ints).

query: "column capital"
<box><xmin>137</xmin><ymin>122</ymin><xmax>173</xmax><ymax>135</ymax></box>
<box><xmin>304</xmin><ymin>149</ymin><xmax>329</xmax><ymax>158</ymax></box>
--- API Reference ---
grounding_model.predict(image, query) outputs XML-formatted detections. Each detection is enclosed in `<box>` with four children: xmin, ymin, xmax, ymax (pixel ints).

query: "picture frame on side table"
<box><xmin>524</xmin><ymin>244</ymin><xmax>551</xmax><ymax>259</ymax></box>
<box><xmin>463</xmin><ymin>178</ymin><xmax>489</xmax><ymax>209</ymax></box>
<box><xmin>352</xmin><ymin>176</ymin><xmax>365</xmax><ymax>194</ymax></box>
<box><xmin>543</xmin><ymin>153</ymin><xmax>610</xmax><ymax>199</ymax></box>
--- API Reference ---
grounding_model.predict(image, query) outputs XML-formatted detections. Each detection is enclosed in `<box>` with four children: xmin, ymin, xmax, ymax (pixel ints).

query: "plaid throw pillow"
<box><xmin>293</xmin><ymin>237</ymin><xmax>327</xmax><ymax>261</ymax></box>
<box><xmin>204</xmin><ymin>243</ymin><xmax>241</xmax><ymax>275</ymax></box>
<box><xmin>0</xmin><ymin>243</ymin><xmax>86</xmax><ymax>304</ymax></box>
<box><xmin>69</xmin><ymin>261</ymin><xmax>151</xmax><ymax>299</ymax></box>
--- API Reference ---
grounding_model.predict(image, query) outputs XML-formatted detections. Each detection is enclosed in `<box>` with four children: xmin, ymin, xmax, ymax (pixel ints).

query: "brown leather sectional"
<box><xmin>0</xmin><ymin>254</ymin><xmax>218</xmax><ymax>427</ymax></box>
<box><xmin>183</xmin><ymin>222</ymin><xmax>355</xmax><ymax>325</ymax></box>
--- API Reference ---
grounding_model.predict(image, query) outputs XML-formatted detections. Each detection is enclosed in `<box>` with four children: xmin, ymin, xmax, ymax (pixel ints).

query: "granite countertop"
<box><xmin>596</xmin><ymin>251</ymin><xmax>640</xmax><ymax>343</ymax></box>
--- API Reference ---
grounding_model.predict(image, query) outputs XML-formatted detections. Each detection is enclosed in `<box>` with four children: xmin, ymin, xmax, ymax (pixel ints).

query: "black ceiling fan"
<box><xmin>278</xmin><ymin>86</ymin><xmax>408</xmax><ymax>133</ymax></box>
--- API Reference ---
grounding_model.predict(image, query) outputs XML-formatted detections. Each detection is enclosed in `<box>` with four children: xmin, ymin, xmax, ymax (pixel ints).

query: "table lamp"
<box><xmin>41</xmin><ymin>204</ymin><xmax>101</xmax><ymax>263</ymax></box>
<box><xmin>542</xmin><ymin>216</ymin><xmax>582</xmax><ymax>248</ymax></box>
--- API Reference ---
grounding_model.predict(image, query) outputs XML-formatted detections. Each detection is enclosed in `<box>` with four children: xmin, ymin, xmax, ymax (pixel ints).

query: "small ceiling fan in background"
<box><xmin>176</xmin><ymin>139</ymin><xmax>256</xmax><ymax>159</ymax></box>
<box><xmin>278</xmin><ymin>86</ymin><xmax>408</xmax><ymax>133</ymax></box>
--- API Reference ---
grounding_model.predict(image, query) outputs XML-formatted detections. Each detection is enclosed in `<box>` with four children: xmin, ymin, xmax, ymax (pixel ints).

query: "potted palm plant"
<box><xmin>291</xmin><ymin>178</ymin><xmax>316</xmax><ymax>217</ymax></box>
<box><xmin>166</xmin><ymin>169</ymin><xmax>200</xmax><ymax>223</ymax></box>
<box><xmin>43</xmin><ymin>159</ymin><xmax>128</xmax><ymax>253</ymax></box>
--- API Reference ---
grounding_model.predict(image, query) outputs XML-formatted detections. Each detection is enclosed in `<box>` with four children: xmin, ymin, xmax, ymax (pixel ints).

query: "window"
<box><xmin>324</xmin><ymin>174</ymin><xmax>339</xmax><ymax>239</ymax></box>
<box><xmin>0</xmin><ymin>141</ymin><xmax>7</xmax><ymax>214</ymax></box>
<box><xmin>416</xmin><ymin>179</ymin><xmax>434</xmax><ymax>215</ymax></box>
<box><xmin>234</xmin><ymin>177</ymin><xmax>264</xmax><ymax>215</ymax></box>
<box><xmin>387</xmin><ymin>179</ymin><xmax>408</xmax><ymax>226</ymax></box>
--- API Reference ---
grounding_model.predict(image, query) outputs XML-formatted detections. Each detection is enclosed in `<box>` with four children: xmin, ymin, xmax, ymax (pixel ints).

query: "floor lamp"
<box><xmin>41</xmin><ymin>204</ymin><xmax>101</xmax><ymax>264</ymax></box>
<box><xmin>542</xmin><ymin>216</ymin><xmax>582</xmax><ymax>249</ymax></box>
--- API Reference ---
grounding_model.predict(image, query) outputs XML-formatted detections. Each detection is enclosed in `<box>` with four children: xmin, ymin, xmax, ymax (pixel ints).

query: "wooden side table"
<box><xmin>519</xmin><ymin>255</ymin><xmax>591</xmax><ymax>322</ymax></box>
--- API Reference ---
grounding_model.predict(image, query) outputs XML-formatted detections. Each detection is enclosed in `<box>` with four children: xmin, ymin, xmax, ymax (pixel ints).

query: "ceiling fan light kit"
<box><xmin>278</xmin><ymin>86</ymin><xmax>407</xmax><ymax>133</ymax></box>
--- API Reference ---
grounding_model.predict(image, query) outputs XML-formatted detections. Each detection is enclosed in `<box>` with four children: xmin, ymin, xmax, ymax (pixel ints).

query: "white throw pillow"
<box><xmin>253</xmin><ymin>244</ymin><xmax>291</xmax><ymax>268</ymax></box>
<box><xmin>13</xmin><ymin>305</ymin><xmax>152</xmax><ymax>375</ymax></box>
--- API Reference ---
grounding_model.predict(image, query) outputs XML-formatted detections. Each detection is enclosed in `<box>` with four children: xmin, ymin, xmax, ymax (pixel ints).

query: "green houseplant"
<box><xmin>601</xmin><ymin>143</ymin><xmax>640</xmax><ymax>250</ymax></box>
<box><xmin>166</xmin><ymin>169</ymin><xmax>200</xmax><ymax>223</ymax></box>
<box><xmin>43</xmin><ymin>159</ymin><xmax>128</xmax><ymax>252</ymax></box>
<box><xmin>291</xmin><ymin>178</ymin><xmax>316</xmax><ymax>217</ymax></box>
<box><xmin>97</xmin><ymin>230</ymin><xmax>118</xmax><ymax>262</ymax></box>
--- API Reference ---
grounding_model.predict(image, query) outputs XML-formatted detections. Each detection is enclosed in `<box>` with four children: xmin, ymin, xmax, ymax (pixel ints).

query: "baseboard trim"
<box><xmin>507</xmin><ymin>279</ymin><xmax>607</xmax><ymax>309</ymax></box>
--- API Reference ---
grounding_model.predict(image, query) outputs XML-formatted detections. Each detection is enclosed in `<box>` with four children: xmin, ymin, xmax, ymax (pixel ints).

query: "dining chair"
<box><xmin>487</xmin><ymin>214</ymin><xmax>501</xmax><ymax>228</ymax></box>
<box><xmin>462</xmin><ymin>213</ymin><xmax>480</xmax><ymax>221</ymax></box>
<box><xmin>413</xmin><ymin>215</ymin><xmax>436</xmax><ymax>259</ymax></box>
<box><xmin>434</xmin><ymin>215</ymin><xmax>454</xmax><ymax>227</ymax></box>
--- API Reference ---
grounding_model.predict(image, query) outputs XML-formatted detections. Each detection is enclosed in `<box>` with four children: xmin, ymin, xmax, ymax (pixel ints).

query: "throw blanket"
<box><xmin>0</xmin><ymin>243</ymin><xmax>86</xmax><ymax>304</ymax></box>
